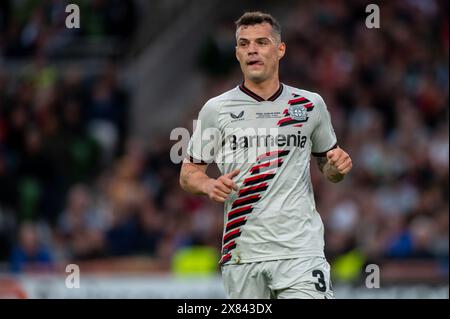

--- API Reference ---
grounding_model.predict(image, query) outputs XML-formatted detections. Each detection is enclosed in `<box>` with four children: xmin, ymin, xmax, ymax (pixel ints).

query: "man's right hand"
<box><xmin>204</xmin><ymin>169</ymin><xmax>240</xmax><ymax>203</ymax></box>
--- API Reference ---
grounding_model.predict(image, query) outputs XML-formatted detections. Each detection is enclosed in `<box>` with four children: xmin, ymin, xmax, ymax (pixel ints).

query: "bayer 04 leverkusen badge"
<box><xmin>288</xmin><ymin>104</ymin><xmax>308</xmax><ymax>121</ymax></box>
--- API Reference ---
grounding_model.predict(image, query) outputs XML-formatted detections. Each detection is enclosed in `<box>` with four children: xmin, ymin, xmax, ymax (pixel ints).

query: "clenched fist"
<box><xmin>205</xmin><ymin>169</ymin><xmax>240</xmax><ymax>203</ymax></box>
<box><xmin>326</xmin><ymin>146</ymin><xmax>352</xmax><ymax>175</ymax></box>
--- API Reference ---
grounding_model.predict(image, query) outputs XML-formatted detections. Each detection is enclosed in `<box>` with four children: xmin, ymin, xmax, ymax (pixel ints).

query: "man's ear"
<box><xmin>278</xmin><ymin>42</ymin><xmax>286</xmax><ymax>60</ymax></box>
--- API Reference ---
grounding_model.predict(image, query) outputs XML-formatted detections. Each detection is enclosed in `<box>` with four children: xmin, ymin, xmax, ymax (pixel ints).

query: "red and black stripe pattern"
<box><xmin>219</xmin><ymin>149</ymin><xmax>290</xmax><ymax>265</ymax></box>
<box><xmin>277</xmin><ymin>93</ymin><xmax>315</xmax><ymax>128</ymax></box>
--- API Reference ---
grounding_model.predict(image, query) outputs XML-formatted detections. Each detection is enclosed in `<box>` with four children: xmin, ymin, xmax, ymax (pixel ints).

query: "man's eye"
<box><xmin>238</xmin><ymin>42</ymin><xmax>248</xmax><ymax>47</ymax></box>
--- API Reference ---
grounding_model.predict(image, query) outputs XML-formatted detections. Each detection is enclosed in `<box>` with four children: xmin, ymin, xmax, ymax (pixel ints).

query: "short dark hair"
<box><xmin>235</xmin><ymin>11</ymin><xmax>281</xmax><ymax>40</ymax></box>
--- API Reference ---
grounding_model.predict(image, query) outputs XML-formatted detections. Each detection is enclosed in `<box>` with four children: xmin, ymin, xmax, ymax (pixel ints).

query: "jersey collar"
<box><xmin>239</xmin><ymin>82</ymin><xmax>284</xmax><ymax>102</ymax></box>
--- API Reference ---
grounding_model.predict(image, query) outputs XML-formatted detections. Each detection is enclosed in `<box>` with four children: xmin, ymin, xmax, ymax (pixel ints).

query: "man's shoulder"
<box><xmin>283</xmin><ymin>84</ymin><xmax>324</xmax><ymax>103</ymax></box>
<box><xmin>196</xmin><ymin>87</ymin><xmax>239</xmax><ymax>119</ymax></box>
<box><xmin>205</xmin><ymin>86</ymin><xmax>240</xmax><ymax>105</ymax></box>
<box><xmin>283</xmin><ymin>84</ymin><xmax>322</xmax><ymax>100</ymax></box>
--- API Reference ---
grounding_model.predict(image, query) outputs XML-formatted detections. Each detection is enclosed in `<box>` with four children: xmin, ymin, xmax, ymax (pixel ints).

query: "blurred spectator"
<box><xmin>104</xmin><ymin>145</ymin><xmax>148</xmax><ymax>256</ymax></box>
<box><xmin>9</xmin><ymin>222</ymin><xmax>54</xmax><ymax>273</ymax></box>
<box><xmin>87</xmin><ymin>64</ymin><xmax>128</xmax><ymax>163</ymax></box>
<box><xmin>55</xmin><ymin>184</ymin><xmax>106</xmax><ymax>261</ymax></box>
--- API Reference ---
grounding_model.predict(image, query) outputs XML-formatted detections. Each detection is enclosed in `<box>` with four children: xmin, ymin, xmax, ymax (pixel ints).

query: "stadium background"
<box><xmin>0</xmin><ymin>0</ymin><xmax>448</xmax><ymax>298</ymax></box>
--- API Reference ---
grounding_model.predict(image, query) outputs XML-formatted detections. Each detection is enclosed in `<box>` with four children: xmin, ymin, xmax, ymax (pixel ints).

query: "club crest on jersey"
<box><xmin>288</xmin><ymin>104</ymin><xmax>308</xmax><ymax>121</ymax></box>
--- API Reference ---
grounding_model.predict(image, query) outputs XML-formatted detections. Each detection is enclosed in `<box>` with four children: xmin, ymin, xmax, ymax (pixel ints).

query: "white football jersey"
<box><xmin>187</xmin><ymin>83</ymin><xmax>337</xmax><ymax>265</ymax></box>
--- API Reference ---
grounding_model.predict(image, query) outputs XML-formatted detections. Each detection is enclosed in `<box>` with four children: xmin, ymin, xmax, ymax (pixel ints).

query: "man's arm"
<box><xmin>179</xmin><ymin>160</ymin><xmax>211</xmax><ymax>195</ymax></box>
<box><xmin>316</xmin><ymin>146</ymin><xmax>352</xmax><ymax>183</ymax></box>
<box><xmin>179</xmin><ymin>159</ymin><xmax>240</xmax><ymax>203</ymax></box>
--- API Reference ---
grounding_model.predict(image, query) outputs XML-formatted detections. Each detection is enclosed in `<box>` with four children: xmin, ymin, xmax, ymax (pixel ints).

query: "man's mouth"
<box><xmin>247</xmin><ymin>60</ymin><xmax>263</xmax><ymax>66</ymax></box>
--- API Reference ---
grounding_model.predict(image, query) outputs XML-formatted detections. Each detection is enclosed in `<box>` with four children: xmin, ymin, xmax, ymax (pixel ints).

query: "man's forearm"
<box><xmin>180</xmin><ymin>163</ymin><xmax>213</xmax><ymax>195</ymax></box>
<box><xmin>317</xmin><ymin>157</ymin><xmax>345</xmax><ymax>183</ymax></box>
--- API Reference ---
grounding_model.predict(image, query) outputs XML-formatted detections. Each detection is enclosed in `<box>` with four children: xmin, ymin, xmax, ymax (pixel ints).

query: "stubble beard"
<box><xmin>246</xmin><ymin>69</ymin><xmax>267</xmax><ymax>84</ymax></box>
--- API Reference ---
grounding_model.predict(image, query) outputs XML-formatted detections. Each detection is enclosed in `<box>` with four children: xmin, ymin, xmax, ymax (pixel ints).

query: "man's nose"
<box><xmin>247</xmin><ymin>42</ymin><xmax>258</xmax><ymax>54</ymax></box>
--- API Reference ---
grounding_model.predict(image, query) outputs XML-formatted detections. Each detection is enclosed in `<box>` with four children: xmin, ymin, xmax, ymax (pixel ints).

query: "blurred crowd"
<box><xmin>0</xmin><ymin>0</ymin><xmax>136</xmax><ymax>59</ymax></box>
<box><xmin>0</xmin><ymin>0</ymin><xmax>448</xmax><ymax>282</ymax></box>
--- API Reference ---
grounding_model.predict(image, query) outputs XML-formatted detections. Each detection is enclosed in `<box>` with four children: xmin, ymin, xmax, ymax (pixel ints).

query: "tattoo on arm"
<box><xmin>180</xmin><ymin>162</ymin><xmax>210</xmax><ymax>194</ymax></box>
<box><xmin>316</xmin><ymin>157</ymin><xmax>344</xmax><ymax>183</ymax></box>
<box><xmin>317</xmin><ymin>157</ymin><xmax>327</xmax><ymax>173</ymax></box>
<box><xmin>181</xmin><ymin>165</ymin><xmax>199</xmax><ymax>187</ymax></box>
<box><xmin>184</xmin><ymin>166</ymin><xmax>199</xmax><ymax>179</ymax></box>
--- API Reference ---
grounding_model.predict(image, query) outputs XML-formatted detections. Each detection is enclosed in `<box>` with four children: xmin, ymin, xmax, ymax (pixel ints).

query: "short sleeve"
<box><xmin>310</xmin><ymin>93</ymin><xmax>338</xmax><ymax>156</ymax></box>
<box><xmin>186</xmin><ymin>99</ymin><xmax>221</xmax><ymax>164</ymax></box>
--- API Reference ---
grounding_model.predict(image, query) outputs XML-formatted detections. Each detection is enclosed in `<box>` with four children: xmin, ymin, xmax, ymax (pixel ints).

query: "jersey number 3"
<box><xmin>312</xmin><ymin>270</ymin><xmax>327</xmax><ymax>292</ymax></box>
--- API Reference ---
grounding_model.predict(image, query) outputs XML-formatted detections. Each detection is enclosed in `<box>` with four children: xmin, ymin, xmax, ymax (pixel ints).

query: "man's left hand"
<box><xmin>326</xmin><ymin>146</ymin><xmax>352</xmax><ymax>175</ymax></box>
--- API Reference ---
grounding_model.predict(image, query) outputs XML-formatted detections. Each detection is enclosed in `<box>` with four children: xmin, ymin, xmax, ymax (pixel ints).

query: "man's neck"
<box><xmin>243</xmin><ymin>78</ymin><xmax>280</xmax><ymax>100</ymax></box>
